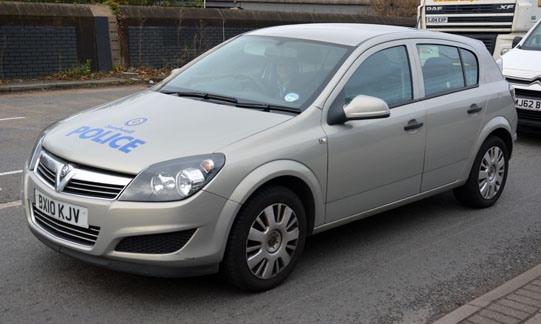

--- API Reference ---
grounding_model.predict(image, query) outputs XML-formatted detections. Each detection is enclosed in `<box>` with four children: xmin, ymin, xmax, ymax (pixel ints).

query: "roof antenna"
<box><xmin>416</xmin><ymin>0</ymin><xmax>427</xmax><ymax>30</ymax></box>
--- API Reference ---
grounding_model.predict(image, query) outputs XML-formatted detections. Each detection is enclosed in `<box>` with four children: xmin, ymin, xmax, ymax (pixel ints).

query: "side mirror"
<box><xmin>512</xmin><ymin>36</ymin><xmax>523</xmax><ymax>48</ymax></box>
<box><xmin>344</xmin><ymin>95</ymin><xmax>391</xmax><ymax>120</ymax></box>
<box><xmin>328</xmin><ymin>95</ymin><xmax>390</xmax><ymax>125</ymax></box>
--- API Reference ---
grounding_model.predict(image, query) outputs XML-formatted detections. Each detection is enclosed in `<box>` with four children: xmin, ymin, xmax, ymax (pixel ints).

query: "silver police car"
<box><xmin>23</xmin><ymin>24</ymin><xmax>517</xmax><ymax>291</ymax></box>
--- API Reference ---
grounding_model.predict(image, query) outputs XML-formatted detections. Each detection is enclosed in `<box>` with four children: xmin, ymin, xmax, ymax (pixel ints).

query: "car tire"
<box><xmin>222</xmin><ymin>185</ymin><xmax>307</xmax><ymax>292</ymax></box>
<box><xmin>454</xmin><ymin>136</ymin><xmax>509</xmax><ymax>208</ymax></box>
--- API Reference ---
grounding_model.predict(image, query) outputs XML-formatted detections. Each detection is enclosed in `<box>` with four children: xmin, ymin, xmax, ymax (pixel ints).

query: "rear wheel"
<box><xmin>454</xmin><ymin>136</ymin><xmax>509</xmax><ymax>208</ymax></box>
<box><xmin>222</xmin><ymin>185</ymin><xmax>307</xmax><ymax>292</ymax></box>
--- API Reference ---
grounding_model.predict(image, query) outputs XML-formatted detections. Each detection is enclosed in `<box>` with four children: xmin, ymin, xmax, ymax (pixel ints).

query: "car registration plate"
<box><xmin>35</xmin><ymin>189</ymin><xmax>89</xmax><ymax>228</ymax></box>
<box><xmin>515</xmin><ymin>97</ymin><xmax>541</xmax><ymax>111</ymax></box>
<box><xmin>426</xmin><ymin>16</ymin><xmax>448</xmax><ymax>23</ymax></box>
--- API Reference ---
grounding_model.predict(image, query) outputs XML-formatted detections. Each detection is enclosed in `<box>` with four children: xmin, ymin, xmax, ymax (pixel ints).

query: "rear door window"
<box><xmin>417</xmin><ymin>45</ymin><xmax>465</xmax><ymax>96</ymax></box>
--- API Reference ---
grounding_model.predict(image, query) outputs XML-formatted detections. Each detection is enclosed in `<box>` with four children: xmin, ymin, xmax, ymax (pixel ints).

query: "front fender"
<box><xmin>227</xmin><ymin>160</ymin><xmax>325</xmax><ymax>228</ymax></box>
<box><xmin>206</xmin><ymin>160</ymin><xmax>326</xmax><ymax>262</ymax></box>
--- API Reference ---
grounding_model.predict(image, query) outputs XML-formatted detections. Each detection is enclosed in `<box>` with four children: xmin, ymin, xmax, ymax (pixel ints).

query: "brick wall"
<box><xmin>128</xmin><ymin>25</ymin><xmax>251</xmax><ymax>67</ymax></box>
<box><xmin>119</xmin><ymin>6</ymin><xmax>416</xmax><ymax>69</ymax></box>
<box><xmin>0</xmin><ymin>25</ymin><xmax>78</xmax><ymax>78</ymax></box>
<box><xmin>0</xmin><ymin>2</ymin><xmax>416</xmax><ymax>78</ymax></box>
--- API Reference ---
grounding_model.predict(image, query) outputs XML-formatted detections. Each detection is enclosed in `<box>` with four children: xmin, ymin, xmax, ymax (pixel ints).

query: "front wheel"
<box><xmin>454</xmin><ymin>136</ymin><xmax>509</xmax><ymax>208</ymax></box>
<box><xmin>222</xmin><ymin>185</ymin><xmax>307</xmax><ymax>292</ymax></box>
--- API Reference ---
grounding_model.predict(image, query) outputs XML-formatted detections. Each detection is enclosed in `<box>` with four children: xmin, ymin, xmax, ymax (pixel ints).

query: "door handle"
<box><xmin>404</xmin><ymin>120</ymin><xmax>424</xmax><ymax>131</ymax></box>
<box><xmin>468</xmin><ymin>104</ymin><xmax>483</xmax><ymax>114</ymax></box>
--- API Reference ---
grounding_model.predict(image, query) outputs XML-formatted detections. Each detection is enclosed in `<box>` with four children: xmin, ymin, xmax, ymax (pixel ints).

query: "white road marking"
<box><xmin>0</xmin><ymin>117</ymin><xmax>26</xmax><ymax>122</ymax></box>
<box><xmin>0</xmin><ymin>200</ymin><xmax>22</xmax><ymax>210</ymax></box>
<box><xmin>0</xmin><ymin>170</ymin><xmax>23</xmax><ymax>176</ymax></box>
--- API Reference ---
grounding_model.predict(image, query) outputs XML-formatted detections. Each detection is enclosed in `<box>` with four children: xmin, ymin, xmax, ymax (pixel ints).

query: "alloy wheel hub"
<box><xmin>266</xmin><ymin>230</ymin><xmax>282</xmax><ymax>253</ymax></box>
<box><xmin>245</xmin><ymin>203</ymin><xmax>300</xmax><ymax>279</ymax></box>
<box><xmin>488</xmin><ymin>165</ymin><xmax>496</xmax><ymax>181</ymax></box>
<box><xmin>478</xmin><ymin>146</ymin><xmax>505</xmax><ymax>200</ymax></box>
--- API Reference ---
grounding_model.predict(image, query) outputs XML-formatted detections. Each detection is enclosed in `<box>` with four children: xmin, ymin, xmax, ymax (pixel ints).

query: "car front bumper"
<box><xmin>507</xmin><ymin>81</ymin><xmax>541</xmax><ymax>128</ymax></box>
<box><xmin>516</xmin><ymin>110</ymin><xmax>541</xmax><ymax>128</ymax></box>
<box><xmin>22</xmin><ymin>165</ymin><xmax>241</xmax><ymax>278</ymax></box>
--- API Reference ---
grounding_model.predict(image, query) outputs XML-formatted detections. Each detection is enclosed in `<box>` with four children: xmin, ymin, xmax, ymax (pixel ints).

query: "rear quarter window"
<box><xmin>460</xmin><ymin>49</ymin><xmax>479</xmax><ymax>87</ymax></box>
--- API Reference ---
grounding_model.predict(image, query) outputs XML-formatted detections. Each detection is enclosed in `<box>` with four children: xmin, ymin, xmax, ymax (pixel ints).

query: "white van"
<box><xmin>499</xmin><ymin>18</ymin><xmax>541</xmax><ymax>128</ymax></box>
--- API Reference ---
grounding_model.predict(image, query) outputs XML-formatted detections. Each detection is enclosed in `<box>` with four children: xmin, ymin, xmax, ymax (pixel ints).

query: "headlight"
<box><xmin>496</xmin><ymin>57</ymin><xmax>504</xmax><ymax>72</ymax></box>
<box><xmin>28</xmin><ymin>120</ymin><xmax>61</xmax><ymax>171</ymax></box>
<box><xmin>508</xmin><ymin>83</ymin><xmax>516</xmax><ymax>101</ymax></box>
<box><xmin>119</xmin><ymin>154</ymin><xmax>225</xmax><ymax>202</ymax></box>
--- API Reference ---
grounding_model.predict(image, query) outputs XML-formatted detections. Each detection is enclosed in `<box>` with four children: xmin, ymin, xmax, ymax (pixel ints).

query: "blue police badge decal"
<box><xmin>124</xmin><ymin>118</ymin><xmax>148</xmax><ymax>127</ymax></box>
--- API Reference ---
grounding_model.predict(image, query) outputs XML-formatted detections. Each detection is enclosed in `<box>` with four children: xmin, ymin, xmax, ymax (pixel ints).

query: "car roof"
<box><xmin>246</xmin><ymin>23</ymin><xmax>477</xmax><ymax>47</ymax></box>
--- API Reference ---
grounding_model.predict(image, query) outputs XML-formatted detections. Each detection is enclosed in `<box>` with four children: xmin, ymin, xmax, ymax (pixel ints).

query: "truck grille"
<box><xmin>426</xmin><ymin>4</ymin><xmax>516</xmax><ymax>15</ymax></box>
<box><xmin>447</xmin><ymin>16</ymin><xmax>513</xmax><ymax>23</ymax></box>
<box><xmin>35</xmin><ymin>150</ymin><xmax>133</xmax><ymax>200</ymax></box>
<box><xmin>457</xmin><ymin>33</ymin><xmax>498</xmax><ymax>54</ymax></box>
<box><xmin>425</xmin><ymin>3</ymin><xmax>515</xmax><ymax>32</ymax></box>
<box><xmin>32</xmin><ymin>204</ymin><xmax>100</xmax><ymax>246</ymax></box>
<box><xmin>115</xmin><ymin>229</ymin><xmax>196</xmax><ymax>254</ymax></box>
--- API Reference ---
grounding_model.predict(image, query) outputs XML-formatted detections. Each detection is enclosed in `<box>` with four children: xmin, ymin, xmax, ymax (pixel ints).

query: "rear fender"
<box><xmin>458</xmin><ymin>116</ymin><xmax>513</xmax><ymax>181</ymax></box>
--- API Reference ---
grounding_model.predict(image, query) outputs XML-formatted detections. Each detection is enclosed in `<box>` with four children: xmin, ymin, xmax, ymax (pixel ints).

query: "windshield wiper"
<box><xmin>175</xmin><ymin>91</ymin><xmax>238</xmax><ymax>104</ymax></box>
<box><xmin>163</xmin><ymin>90</ymin><xmax>301</xmax><ymax>114</ymax></box>
<box><xmin>236</xmin><ymin>101</ymin><xmax>301</xmax><ymax>114</ymax></box>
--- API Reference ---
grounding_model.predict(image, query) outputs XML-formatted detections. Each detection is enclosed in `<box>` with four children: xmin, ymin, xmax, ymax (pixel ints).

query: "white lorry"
<box><xmin>418</xmin><ymin>0</ymin><xmax>541</xmax><ymax>57</ymax></box>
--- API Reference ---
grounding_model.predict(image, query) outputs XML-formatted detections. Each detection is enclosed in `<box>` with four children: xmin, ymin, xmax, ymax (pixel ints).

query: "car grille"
<box><xmin>63</xmin><ymin>179</ymin><xmax>126</xmax><ymax>200</ymax></box>
<box><xmin>517</xmin><ymin>109</ymin><xmax>541</xmax><ymax>122</ymax></box>
<box><xmin>506</xmin><ymin>78</ymin><xmax>541</xmax><ymax>86</ymax></box>
<box><xmin>515</xmin><ymin>89</ymin><xmax>541</xmax><ymax>100</ymax></box>
<box><xmin>35</xmin><ymin>150</ymin><xmax>133</xmax><ymax>200</ymax></box>
<box><xmin>36</xmin><ymin>160</ymin><xmax>56</xmax><ymax>187</ymax></box>
<box><xmin>32</xmin><ymin>204</ymin><xmax>100</xmax><ymax>246</ymax></box>
<box><xmin>115</xmin><ymin>229</ymin><xmax>196</xmax><ymax>254</ymax></box>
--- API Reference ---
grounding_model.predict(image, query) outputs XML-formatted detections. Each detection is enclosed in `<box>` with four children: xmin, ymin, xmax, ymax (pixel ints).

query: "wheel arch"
<box><xmin>256</xmin><ymin>176</ymin><xmax>317</xmax><ymax>235</ymax></box>
<box><xmin>227</xmin><ymin>160</ymin><xmax>325</xmax><ymax>236</ymax></box>
<box><xmin>477</xmin><ymin>116</ymin><xmax>514</xmax><ymax>159</ymax></box>
<box><xmin>460</xmin><ymin>116</ymin><xmax>514</xmax><ymax>181</ymax></box>
<box><xmin>490</xmin><ymin>127</ymin><xmax>514</xmax><ymax>158</ymax></box>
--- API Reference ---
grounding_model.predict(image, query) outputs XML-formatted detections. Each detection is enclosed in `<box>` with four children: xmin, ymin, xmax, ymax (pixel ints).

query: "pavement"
<box><xmin>0</xmin><ymin>77</ymin><xmax>156</xmax><ymax>93</ymax></box>
<box><xmin>435</xmin><ymin>265</ymin><xmax>541</xmax><ymax>324</ymax></box>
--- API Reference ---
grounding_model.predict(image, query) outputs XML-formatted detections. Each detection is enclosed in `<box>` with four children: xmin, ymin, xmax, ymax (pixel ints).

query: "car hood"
<box><xmin>502</xmin><ymin>48</ymin><xmax>541</xmax><ymax>79</ymax></box>
<box><xmin>43</xmin><ymin>91</ymin><xmax>293</xmax><ymax>174</ymax></box>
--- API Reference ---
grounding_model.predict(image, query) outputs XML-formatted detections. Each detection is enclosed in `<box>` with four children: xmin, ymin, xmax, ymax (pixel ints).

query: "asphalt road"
<box><xmin>1</xmin><ymin>87</ymin><xmax>541</xmax><ymax>324</ymax></box>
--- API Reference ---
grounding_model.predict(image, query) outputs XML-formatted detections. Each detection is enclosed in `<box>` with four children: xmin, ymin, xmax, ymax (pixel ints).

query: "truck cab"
<box><xmin>418</xmin><ymin>0</ymin><xmax>541</xmax><ymax>58</ymax></box>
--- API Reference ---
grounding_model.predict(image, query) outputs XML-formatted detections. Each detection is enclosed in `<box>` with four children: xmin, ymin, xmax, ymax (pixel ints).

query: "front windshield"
<box><xmin>522</xmin><ymin>21</ymin><xmax>541</xmax><ymax>51</ymax></box>
<box><xmin>160</xmin><ymin>35</ymin><xmax>352</xmax><ymax>111</ymax></box>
